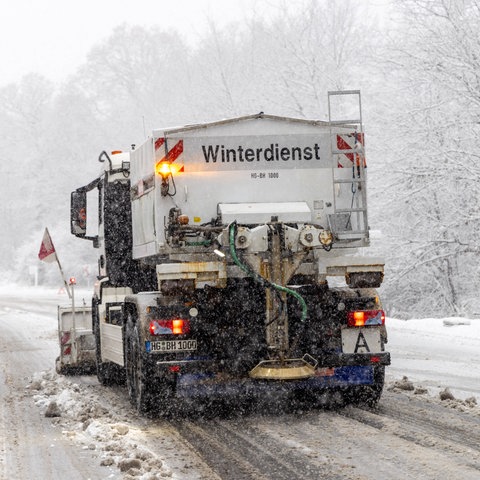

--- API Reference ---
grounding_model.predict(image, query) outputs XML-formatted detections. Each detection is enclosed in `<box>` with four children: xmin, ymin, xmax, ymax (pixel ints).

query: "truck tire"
<box><xmin>93</xmin><ymin>297</ymin><xmax>116</xmax><ymax>386</ymax></box>
<box><xmin>345</xmin><ymin>365</ymin><xmax>385</xmax><ymax>407</ymax></box>
<box><xmin>368</xmin><ymin>365</ymin><xmax>386</xmax><ymax>405</ymax></box>
<box><xmin>125</xmin><ymin>313</ymin><xmax>151</xmax><ymax>413</ymax></box>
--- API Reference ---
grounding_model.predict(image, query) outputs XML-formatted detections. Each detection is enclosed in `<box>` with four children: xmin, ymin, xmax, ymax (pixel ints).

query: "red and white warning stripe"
<box><xmin>336</xmin><ymin>133</ymin><xmax>366</xmax><ymax>168</ymax></box>
<box><xmin>154</xmin><ymin>137</ymin><xmax>183</xmax><ymax>163</ymax></box>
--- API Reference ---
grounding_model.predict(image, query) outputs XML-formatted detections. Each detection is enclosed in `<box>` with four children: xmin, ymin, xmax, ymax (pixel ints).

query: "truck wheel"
<box><xmin>368</xmin><ymin>365</ymin><xmax>386</xmax><ymax>404</ymax></box>
<box><xmin>345</xmin><ymin>366</ymin><xmax>385</xmax><ymax>407</ymax></box>
<box><xmin>93</xmin><ymin>298</ymin><xmax>115</xmax><ymax>386</ymax></box>
<box><xmin>125</xmin><ymin>315</ymin><xmax>151</xmax><ymax>413</ymax></box>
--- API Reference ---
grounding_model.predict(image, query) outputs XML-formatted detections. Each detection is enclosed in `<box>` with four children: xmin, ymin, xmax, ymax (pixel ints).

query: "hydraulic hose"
<box><xmin>228</xmin><ymin>223</ymin><xmax>308</xmax><ymax>323</ymax></box>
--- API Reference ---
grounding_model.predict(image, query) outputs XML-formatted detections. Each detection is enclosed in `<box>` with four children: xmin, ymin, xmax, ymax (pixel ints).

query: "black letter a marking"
<box><xmin>354</xmin><ymin>331</ymin><xmax>370</xmax><ymax>353</ymax></box>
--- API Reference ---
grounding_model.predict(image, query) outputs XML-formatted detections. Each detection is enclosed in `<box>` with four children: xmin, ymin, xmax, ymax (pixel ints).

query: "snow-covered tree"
<box><xmin>75</xmin><ymin>24</ymin><xmax>192</xmax><ymax>143</ymax></box>
<box><xmin>374</xmin><ymin>0</ymin><xmax>480</xmax><ymax>317</ymax></box>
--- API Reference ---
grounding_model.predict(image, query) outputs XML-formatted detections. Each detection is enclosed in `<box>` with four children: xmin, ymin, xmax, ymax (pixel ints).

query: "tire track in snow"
<box><xmin>339</xmin><ymin>391</ymin><xmax>480</xmax><ymax>473</ymax></box>
<box><xmin>172</xmin><ymin>417</ymin><xmax>349</xmax><ymax>480</ymax></box>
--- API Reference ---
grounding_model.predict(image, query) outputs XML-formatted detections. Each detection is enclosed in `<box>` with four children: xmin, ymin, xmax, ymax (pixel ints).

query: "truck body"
<box><xmin>70</xmin><ymin>91</ymin><xmax>390</xmax><ymax>412</ymax></box>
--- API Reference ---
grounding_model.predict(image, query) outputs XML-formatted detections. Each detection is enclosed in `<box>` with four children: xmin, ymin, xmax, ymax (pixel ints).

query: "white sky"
<box><xmin>0</xmin><ymin>0</ymin><xmax>282</xmax><ymax>87</ymax></box>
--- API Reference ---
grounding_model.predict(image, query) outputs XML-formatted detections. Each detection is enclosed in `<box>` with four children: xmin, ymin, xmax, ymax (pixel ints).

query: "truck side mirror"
<box><xmin>70</xmin><ymin>178</ymin><xmax>100</xmax><ymax>248</ymax></box>
<box><xmin>71</xmin><ymin>190</ymin><xmax>87</xmax><ymax>237</ymax></box>
<box><xmin>71</xmin><ymin>190</ymin><xmax>99</xmax><ymax>246</ymax></box>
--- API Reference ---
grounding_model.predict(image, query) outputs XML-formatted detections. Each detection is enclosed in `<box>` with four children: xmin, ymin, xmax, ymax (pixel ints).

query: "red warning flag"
<box><xmin>38</xmin><ymin>228</ymin><xmax>57</xmax><ymax>263</ymax></box>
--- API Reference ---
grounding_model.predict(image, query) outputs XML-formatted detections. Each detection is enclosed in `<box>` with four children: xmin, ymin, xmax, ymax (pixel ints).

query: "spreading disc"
<box><xmin>249</xmin><ymin>358</ymin><xmax>316</xmax><ymax>380</ymax></box>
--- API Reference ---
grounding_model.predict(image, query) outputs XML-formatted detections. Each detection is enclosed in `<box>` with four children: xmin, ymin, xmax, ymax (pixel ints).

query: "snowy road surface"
<box><xmin>1</xmin><ymin>286</ymin><xmax>480</xmax><ymax>479</ymax></box>
<box><xmin>0</xmin><ymin>288</ymin><xmax>121</xmax><ymax>480</ymax></box>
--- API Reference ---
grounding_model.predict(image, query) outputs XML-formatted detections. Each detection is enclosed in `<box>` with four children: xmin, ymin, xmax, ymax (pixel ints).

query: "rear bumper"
<box><xmin>149</xmin><ymin>351</ymin><xmax>390</xmax><ymax>399</ymax></box>
<box><xmin>173</xmin><ymin>365</ymin><xmax>380</xmax><ymax>399</ymax></box>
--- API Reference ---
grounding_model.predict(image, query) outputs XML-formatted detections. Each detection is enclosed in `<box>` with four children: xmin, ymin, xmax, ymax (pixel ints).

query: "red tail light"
<box><xmin>347</xmin><ymin>310</ymin><xmax>385</xmax><ymax>327</ymax></box>
<box><xmin>149</xmin><ymin>319</ymin><xmax>190</xmax><ymax>335</ymax></box>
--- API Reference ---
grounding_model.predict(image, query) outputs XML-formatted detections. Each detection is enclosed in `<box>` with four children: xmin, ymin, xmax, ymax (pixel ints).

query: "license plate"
<box><xmin>146</xmin><ymin>339</ymin><xmax>197</xmax><ymax>353</ymax></box>
<box><xmin>341</xmin><ymin>328</ymin><xmax>381</xmax><ymax>354</ymax></box>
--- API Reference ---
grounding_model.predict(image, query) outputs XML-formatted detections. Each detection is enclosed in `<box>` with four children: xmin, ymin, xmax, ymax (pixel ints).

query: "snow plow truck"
<box><xmin>70</xmin><ymin>91</ymin><xmax>390</xmax><ymax>412</ymax></box>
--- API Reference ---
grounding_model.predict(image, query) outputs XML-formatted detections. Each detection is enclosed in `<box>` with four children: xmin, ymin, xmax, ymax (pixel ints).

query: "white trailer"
<box><xmin>55</xmin><ymin>305</ymin><xmax>95</xmax><ymax>374</ymax></box>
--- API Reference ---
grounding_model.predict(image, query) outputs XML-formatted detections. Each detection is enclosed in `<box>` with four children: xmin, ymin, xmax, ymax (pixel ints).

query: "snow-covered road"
<box><xmin>0</xmin><ymin>287</ymin><xmax>122</xmax><ymax>480</ymax></box>
<box><xmin>1</xmin><ymin>286</ymin><xmax>480</xmax><ymax>479</ymax></box>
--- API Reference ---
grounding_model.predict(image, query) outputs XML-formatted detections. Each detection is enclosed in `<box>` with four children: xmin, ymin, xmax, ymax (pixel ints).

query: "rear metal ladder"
<box><xmin>327</xmin><ymin>90</ymin><xmax>369</xmax><ymax>245</ymax></box>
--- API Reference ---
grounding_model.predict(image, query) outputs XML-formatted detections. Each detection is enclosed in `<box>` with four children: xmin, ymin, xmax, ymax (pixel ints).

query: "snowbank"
<box><xmin>29</xmin><ymin>371</ymin><xmax>174</xmax><ymax>479</ymax></box>
<box><xmin>387</xmin><ymin>316</ymin><xmax>480</xmax><ymax>400</ymax></box>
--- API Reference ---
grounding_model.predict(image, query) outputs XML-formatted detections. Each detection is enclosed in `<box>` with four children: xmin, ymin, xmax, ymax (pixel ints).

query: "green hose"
<box><xmin>228</xmin><ymin>223</ymin><xmax>308</xmax><ymax>323</ymax></box>
<box><xmin>186</xmin><ymin>241</ymin><xmax>211</xmax><ymax>246</ymax></box>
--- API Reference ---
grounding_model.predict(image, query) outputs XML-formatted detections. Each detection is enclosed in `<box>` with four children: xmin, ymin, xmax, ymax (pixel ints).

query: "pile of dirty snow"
<box><xmin>387</xmin><ymin>375</ymin><xmax>480</xmax><ymax>417</ymax></box>
<box><xmin>28</xmin><ymin>370</ymin><xmax>173</xmax><ymax>479</ymax></box>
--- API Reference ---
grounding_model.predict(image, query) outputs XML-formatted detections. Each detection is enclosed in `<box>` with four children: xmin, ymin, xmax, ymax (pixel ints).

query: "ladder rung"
<box><xmin>336</xmin><ymin>231</ymin><xmax>368</xmax><ymax>237</ymax></box>
<box><xmin>329</xmin><ymin>120</ymin><xmax>361</xmax><ymax>126</ymax></box>
<box><xmin>330</xmin><ymin>128</ymin><xmax>363</xmax><ymax>134</ymax></box>
<box><xmin>335</xmin><ymin>208</ymin><xmax>367</xmax><ymax>213</ymax></box>
<box><xmin>333</xmin><ymin>178</ymin><xmax>365</xmax><ymax>184</ymax></box>
<box><xmin>336</xmin><ymin>231</ymin><xmax>368</xmax><ymax>236</ymax></box>
<box><xmin>328</xmin><ymin>89</ymin><xmax>361</xmax><ymax>96</ymax></box>
<box><xmin>336</xmin><ymin>232</ymin><xmax>368</xmax><ymax>238</ymax></box>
